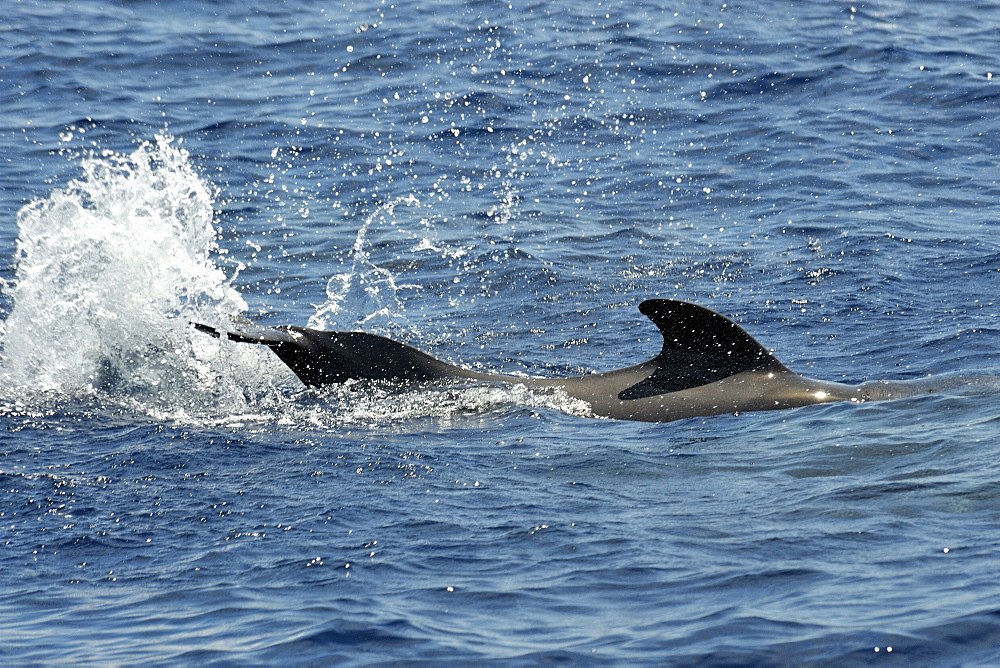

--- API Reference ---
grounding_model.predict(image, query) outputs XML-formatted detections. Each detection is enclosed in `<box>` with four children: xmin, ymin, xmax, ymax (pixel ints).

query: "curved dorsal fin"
<box><xmin>639</xmin><ymin>299</ymin><xmax>776</xmax><ymax>366</ymax></box>
<box><xmin>619</xmin><ymin>299</ymin><xmax>785</xmax><ymax>398</ymax></box>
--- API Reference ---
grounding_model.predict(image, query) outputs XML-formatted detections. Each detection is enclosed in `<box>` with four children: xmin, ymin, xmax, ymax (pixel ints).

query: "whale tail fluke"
<box><xmin>192</xmin><ymin>320</ymin><xmax>493</xmax><ymax>387</ymax></box>
<box><xmin>193</xmin><ymin>320</ymin><xmax>337</xmax><ymax>385</ymax></box>
<box><xmin>191</xmin><ymin>321</ymin><xmax>299</xmax><ymax>346</ymax></box>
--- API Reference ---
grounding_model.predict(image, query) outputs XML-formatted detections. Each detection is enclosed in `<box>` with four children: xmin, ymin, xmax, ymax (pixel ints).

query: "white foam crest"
<box><xmin>0</xmin><ymin>135</ymin><xmax>286</xmax><ymax>414</ymax></box>
<box><xmin>296</xmin><ymin>382</ymin><xmax>594</xmax><ymax>429</ymax></box>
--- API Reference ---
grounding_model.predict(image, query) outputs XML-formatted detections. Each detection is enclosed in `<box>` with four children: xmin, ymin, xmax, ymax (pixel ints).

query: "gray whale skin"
<box><xmin>194</xmin><ymin>299</ymin><xmax>932</xmax><ymax>423</ymax></box>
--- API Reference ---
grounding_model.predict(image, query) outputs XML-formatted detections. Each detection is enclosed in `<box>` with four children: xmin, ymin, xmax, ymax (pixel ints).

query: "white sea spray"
<box><xmin>0</xmin><ymin>136</ymin><xmax>286</xmax><ymax>414</ymax></box>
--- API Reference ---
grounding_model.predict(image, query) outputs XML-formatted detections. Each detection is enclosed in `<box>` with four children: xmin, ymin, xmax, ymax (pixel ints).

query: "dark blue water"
<box><xmin>2</xmin><ymin>0</ymin><xmax>999</xmax><ymax>663</ymax></box>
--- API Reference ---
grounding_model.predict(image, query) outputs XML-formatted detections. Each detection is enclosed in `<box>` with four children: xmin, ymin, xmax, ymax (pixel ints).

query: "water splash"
<box><xmin>307</xmin><ymin>195</ymin><xmax>421</xmax><ymax>333</ymax></box>
<box><xmin>0</xmin><ymin>135</ymin><xmax>284</xmax><ymax>415</ymax></box>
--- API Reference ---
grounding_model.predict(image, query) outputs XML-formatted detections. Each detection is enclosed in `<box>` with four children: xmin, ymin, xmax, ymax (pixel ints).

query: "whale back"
<box><xmin>195</xmin><ymin>299</ymin><xmax>788</xmax><ymax>392</ymax></box>
<box><xmin>193</xmin><ymin>299</ymin><xmax>964</xmax><ymax>422</ymax></box>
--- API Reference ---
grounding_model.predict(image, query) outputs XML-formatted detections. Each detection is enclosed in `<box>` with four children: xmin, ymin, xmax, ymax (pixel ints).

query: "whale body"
<box><xmin>194</xmin><ymin>299</ymin><xmax>929</xmax><ymax>423</ymax></box>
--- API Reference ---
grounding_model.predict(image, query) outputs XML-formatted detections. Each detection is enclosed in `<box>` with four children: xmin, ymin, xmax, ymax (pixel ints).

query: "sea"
<box><xmin>2</xmin><ymin>0</ymin><xmax>999</xmax><ymax>664</ymax></box>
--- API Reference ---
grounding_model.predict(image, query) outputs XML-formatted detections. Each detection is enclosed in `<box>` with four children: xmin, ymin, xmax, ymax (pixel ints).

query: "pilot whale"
<box><xmin>194</xmin><ymin>299</ymin><xmax>933</xmax><ymax>423</ymax></box>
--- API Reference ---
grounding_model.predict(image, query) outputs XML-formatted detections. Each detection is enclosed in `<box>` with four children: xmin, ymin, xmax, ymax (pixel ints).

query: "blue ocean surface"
<box><xmin>2</xmin><ymin>0</ymin><xmax>999</xmax><ymax>663</ymax></box>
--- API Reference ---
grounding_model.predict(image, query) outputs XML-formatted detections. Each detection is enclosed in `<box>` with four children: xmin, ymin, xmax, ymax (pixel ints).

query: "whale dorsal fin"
<box><xmin>619</xmin><ymin>299</ymin><xmax>785</xmax><ymax>398</ymax></box>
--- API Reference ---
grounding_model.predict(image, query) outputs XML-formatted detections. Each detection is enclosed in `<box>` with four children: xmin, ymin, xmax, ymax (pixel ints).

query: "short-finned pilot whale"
<box><xmin>194</xmin><ymin>299</ymin><xmax>935</xmax><ymax>423</ymax></box>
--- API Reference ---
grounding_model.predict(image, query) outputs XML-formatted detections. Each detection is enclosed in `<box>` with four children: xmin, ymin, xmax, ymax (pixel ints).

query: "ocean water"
<box><xmin>1</xmin><ymin>0</ymin><xmax>999</xmax><ymax>663</ymax></box>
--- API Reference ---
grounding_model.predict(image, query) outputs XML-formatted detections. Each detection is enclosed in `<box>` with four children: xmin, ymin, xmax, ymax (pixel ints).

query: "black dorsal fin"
<box><xmin>639</xmin><ymin>299</ymin><xmax>776</xmax><ymax>366</ymax></box>
<box><xmin>619</xmin><ymin>299</ymin><xmax>784</xmax><ymax>399</ymax></box>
